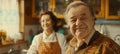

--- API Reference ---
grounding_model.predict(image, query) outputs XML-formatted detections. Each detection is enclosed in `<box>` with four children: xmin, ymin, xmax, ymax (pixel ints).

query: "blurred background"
<box><xmin>0</xmin><ymin>0</ymin><xmax>120</xmax><ymax>54</ymax></box>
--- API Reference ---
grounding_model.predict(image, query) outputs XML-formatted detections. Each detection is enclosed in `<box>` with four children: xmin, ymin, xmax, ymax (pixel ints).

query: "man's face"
<box><xmin>67</xmin><ymin>5</ymin><xmax>94</xmax><ymax>39</ymax></box>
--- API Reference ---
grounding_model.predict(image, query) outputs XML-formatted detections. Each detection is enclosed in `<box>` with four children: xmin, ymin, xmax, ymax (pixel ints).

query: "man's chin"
<box><xmin>75</xmin><ymin>34</ymin><xmax>86</xmax><ymax>39</ymax></box>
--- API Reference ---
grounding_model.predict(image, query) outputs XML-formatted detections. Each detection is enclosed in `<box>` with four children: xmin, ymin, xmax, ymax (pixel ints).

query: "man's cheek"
<box><xmin>71</xmin><ymin>26</ymin><xmax>75</xmax><ymax>34</ymax></box>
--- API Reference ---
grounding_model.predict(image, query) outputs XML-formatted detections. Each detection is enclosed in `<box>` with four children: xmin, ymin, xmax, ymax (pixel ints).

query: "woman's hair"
<box><xmin>39</xmin><ymin>11</ymin><xmax>58</xmax><ymax>32</ymax></box>
<box><xmin>64</xmin><ymin>1</ymin><xmax>95</xmax><ymax>22</ymax></box>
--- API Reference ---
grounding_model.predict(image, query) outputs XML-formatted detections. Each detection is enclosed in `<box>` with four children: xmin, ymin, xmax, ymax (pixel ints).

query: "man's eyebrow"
<box><xmin>70</xmin><ymin>16</ymin><xmax>76</xmax><ymax>19</ymax></box>
<box><xmin>80</xmin><ymin>13</ymin><xmax>86</xmax><ymax>17</ymax></box>
<box><xmin>69</xmin><ymin>13</ymin><xmax>86</xmax><ymax>19</ymax></box>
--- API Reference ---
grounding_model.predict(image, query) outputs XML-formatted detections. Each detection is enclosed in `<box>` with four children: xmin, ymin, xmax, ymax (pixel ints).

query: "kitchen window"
<box><xmin>0</xmin><ymin>0</ymin><xmax>23</xmax><ymax>41</ymax></box>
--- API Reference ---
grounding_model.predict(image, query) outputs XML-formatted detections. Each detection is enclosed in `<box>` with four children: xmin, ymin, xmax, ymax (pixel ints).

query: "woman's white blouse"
<box><xmin>27</xmin><ymin>32</ymin><xmax>68</xmax><ymax>54</ymax></box>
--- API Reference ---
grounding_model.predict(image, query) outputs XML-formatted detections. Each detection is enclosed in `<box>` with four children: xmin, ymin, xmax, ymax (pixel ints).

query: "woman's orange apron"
<box><xmin>37</xmin><ymin>34</ymin><xmax>61</xmax><ymax>54</ymax></box>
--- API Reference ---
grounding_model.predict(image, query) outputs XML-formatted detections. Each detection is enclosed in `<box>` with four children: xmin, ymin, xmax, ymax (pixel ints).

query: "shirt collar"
<box><xmin>69</xmin><ymin>29</ymin><xmax>96</xmax><ymax>49</ymax></box>
<box><xmin>43</xmin><ymin>31</ymin><xmax>55</xmax><ymax>40</ymax></box>
<box><xmin>84</xmin><ymin>29</ymin><xmax>95</xmax><ymax>45</ymax></box>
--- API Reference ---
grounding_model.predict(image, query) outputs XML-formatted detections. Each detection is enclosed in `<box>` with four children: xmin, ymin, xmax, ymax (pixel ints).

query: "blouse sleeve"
<box><xmin>57</xmin><ymin>33</ymin><xmax>68</xmax><ymax>54</ymax></box>
<box><xmin>27</xmin><ymin>34</ymin><xmax>41</xmax><ymax>54</ymax></box>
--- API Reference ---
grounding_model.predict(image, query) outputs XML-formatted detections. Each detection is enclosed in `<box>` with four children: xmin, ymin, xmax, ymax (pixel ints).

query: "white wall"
<box><xmin>95</xmin><ymin>24</ymin><xmax>120</xmax><ymax>45</ymax></box>
<box><xmin>24</xmin><ymin>25</ymin><xmax>40</xmax><ymax>43</ymax></box>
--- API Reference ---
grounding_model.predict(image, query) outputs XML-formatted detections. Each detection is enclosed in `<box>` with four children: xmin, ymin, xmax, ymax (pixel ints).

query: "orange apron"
<box><xmin>37</xmin><ymin>35</ymin><xmax>61</xmax><ymax>54</ymax></box>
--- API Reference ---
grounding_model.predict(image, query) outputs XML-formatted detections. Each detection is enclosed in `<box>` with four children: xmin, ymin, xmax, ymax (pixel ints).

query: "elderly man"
<box><xmin>64</xmin><ymin>1</ymin><xmax>120</xmax><ymax>54</ymax></box>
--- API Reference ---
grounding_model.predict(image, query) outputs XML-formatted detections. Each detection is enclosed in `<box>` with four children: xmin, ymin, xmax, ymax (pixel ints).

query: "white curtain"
<box><xmin>0</xmin><ymin>0</ymin><xmax>20</xmax><ymax>37</ymax></box>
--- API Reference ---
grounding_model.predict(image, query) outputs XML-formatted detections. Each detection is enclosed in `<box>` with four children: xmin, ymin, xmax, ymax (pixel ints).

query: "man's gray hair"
<box><xmin>64</xmin><ymin>1</ymin><xmax>95</xmax><ymax>22</ymax></box>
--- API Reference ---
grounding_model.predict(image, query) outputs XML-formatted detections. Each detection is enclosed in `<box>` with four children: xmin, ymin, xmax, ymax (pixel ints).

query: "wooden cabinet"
<box><xmin>52</xmin><ymin>0</ymin><xmax>74</xmax><ymax>18</ymax></box>
<box><xmin>82</xmin><ymin>0</ymin><xmax>120</xmax><ymax>19</ymax></box>
<box><xmin>52</xmin><ymin>0</ymin><xmax>105</xmax><ymax>18</ymax></box>
<box><xmin>32</xmin><ymin>0</ymin><xmax>120</xmax><ymax>19</ymax></box>
<box><xmin>105</xmin><ymin>0</ymin><xmax>120</xmax><ymax>19</ymax></box>
<box><xmin>32</xmin><ymin>0</ymin><xmax>81</xmax><ymax>18</ymax></box>
<box><xmin>81</xmin><ymin>0</ymin><xmax>105</xmax><ymax>18</ymax></box>
<box><xmin>32</xmin><ymin>0</ymin><xmax>52</xmax><ymax>18</ymax></box>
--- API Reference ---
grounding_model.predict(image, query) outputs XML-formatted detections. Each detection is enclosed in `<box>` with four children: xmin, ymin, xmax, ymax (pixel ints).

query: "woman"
<box><xmin>27</xmin><ymin>11</ymin><xmax>67</xmax><ymax>54</ymax></box>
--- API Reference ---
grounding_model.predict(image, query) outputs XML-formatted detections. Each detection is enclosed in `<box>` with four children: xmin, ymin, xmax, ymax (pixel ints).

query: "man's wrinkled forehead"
<box><xmin>68</xmin><ymin>5</ymin><xmax>89</xmax><ymax>17</ymax></box>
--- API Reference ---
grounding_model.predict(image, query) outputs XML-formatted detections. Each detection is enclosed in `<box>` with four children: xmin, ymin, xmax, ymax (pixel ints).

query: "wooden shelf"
<box><xmin>0</xmin><ymin>40</ymin><xmax>28</xmax><ymax>48</ymax></box>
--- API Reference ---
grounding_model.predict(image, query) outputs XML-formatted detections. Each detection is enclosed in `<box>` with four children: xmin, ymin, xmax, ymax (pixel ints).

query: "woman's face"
<box><xmin>40</xmin><ymin>14</ymin><xmax>53</xmax><ymax>31</ymax></box>
<box><xmin>67</xmin><ymin>5</ymin><xmax>94</xmax><ymax>39</ymax></box>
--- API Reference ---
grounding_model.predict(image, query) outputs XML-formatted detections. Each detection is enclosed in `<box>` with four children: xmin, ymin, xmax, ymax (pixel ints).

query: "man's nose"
<box><xmin>76</xmin><ymin>19</ymin><xmax>82</xmax><ymax>25</ymax></box>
